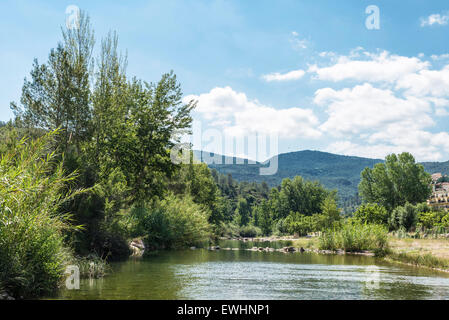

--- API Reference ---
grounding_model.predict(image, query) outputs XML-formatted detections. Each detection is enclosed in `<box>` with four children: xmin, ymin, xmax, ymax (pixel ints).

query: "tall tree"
<box><xmin>359</xmin><ymin>152</ymin><xmax>432</xmax><ymax>210</ymax></box>
<box><xmin>11</xmin><ymin>11</ymin><xmax>94</xmax><ymax>152</ymax></box>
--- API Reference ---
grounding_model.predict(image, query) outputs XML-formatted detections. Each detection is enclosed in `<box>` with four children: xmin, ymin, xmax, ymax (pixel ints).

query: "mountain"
<box><xmin>194</xmin><ymin>150</ymin><xmax>449</xmax><ymax>201</ymax></box>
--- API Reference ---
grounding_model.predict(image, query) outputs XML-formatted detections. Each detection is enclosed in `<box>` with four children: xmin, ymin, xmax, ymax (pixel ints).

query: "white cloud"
<box><xmin>395</xmin><ymin>65</ymin><xmax>449</xmax><ymax>97</ymax></box>
<box><xmin>184</xmin><ymin>86</ymin><xmax>321</xmax><ymax>139</ymax></box>
<box><xmin>309</xmin><ymin>51</ymin><xmax>429</xmax><ymax>83</ymax></box>
<box><xmin>314</xmin><ymin>82</ymin><xmax>449</xmax><ymax>161</ymax></box>
<box><xmin>326</xmin><ymin>137</ymin><xmax>449</xmax><ymax>162</ymax></box>
<box><xmin>421</xmin><ymin>13</ymin><xmax>449</xmax><ymax>27</ymax></box>
<box><xmin>262</xmin><ymin>69</ymin><xmax>305</xmax><ymax>82</ymax></box>
<box><xmin>314</xmin><ymin>83</ymin><xmax>434</xmax><ymax>135</ymax></box>
<box><xmin>431</xmin><ymin>53</ymin><xmax>449</xmax><ymax>61</ymax></box>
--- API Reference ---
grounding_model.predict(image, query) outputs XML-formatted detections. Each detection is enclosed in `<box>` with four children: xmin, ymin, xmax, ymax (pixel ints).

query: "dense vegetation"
<box><xmin>202</xmin><ymin>150</ymin><xmax>449</xmax><ymax>213</ymax></box>
<box><xmin>1</xmin><ymin>10</ymin><xmax>448</xmax><ymax>299</ymax></box>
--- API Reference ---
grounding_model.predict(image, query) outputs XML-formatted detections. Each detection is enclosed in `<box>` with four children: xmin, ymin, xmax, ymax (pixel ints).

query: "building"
<box><xmin>427</xmin><ymin>173</ymin><xmax>449</xmax><ymax>211</ymax></box>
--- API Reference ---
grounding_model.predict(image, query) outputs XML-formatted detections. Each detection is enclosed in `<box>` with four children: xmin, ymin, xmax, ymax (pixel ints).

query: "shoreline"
<box><xmin>218</xmin><ymin>236</ymin><xmax>449</xmax><ymax>273</ymax></box>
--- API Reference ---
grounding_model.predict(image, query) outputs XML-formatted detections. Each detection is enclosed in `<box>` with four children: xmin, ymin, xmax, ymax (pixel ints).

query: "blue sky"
<box><xmin>1</xmin><ymin>0</ymin><xmax>449</xmax><ymax>161</ymax></box>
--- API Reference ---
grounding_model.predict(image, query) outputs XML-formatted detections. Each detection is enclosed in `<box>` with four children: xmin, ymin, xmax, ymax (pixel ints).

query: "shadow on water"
<box><xmin>49</xmin><ymin>245</ymin><xmax>449</xmax><ymax>300</ymax></box>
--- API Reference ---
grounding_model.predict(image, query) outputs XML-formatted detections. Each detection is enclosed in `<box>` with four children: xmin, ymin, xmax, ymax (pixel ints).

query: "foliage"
<box><xmin>0</xmin><ymin>130</ymin><xmax>81</xmax><ymax>298</ymax></box>
<box><xmin>353</xmin><ymin>203</ymin><xmax>389</xmax><ymax>225</ymax></box>
<box><xmin>239</xmin><ymin>225</ymin><xmax>263</xmax><ymax>238</ymax></box>
<box><xmin>234</xmin><ymin>197</ymin><xmax>251</xmax><ymax>226</ymax></box>
<box><xmin>388</xmin><ymin>203</ymin><xmax>419</xmax><ymax>231</ymax></box>
<box><xmin>319</xmin><ymin>220</ymin><xmax>388</xmax><ymax>253</ymax></box>
<box><xmin>72</xmin><ymin>254</ymin><xmax>109</xmax><ymax>279</ymax></box>
<box><xmin>128</xmin><ymin>194</ymin><xmax>211</xmax><ymax>250</ymax></box>
<box><xmin>359</xmin><ymin>153</ymin><xmax>432</xmax><ymax>210</ymax></box>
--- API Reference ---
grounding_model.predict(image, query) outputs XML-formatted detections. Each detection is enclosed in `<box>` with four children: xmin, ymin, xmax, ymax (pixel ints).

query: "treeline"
<box><xmin>210</xmin><ymin>171</ymin><xmax>341</xmax><ymax>238</ymax></box>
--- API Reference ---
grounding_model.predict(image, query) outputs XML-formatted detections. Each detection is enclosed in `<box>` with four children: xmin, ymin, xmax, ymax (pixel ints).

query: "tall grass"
<box><xmin>319</xmin><ymin>220</ymin><xmax>388</xmax><ymax>254</ymax></box>
<box><xmin>0</xmin><ymin>130</ymin><xmax>82</xmax><ymax>298</ymax></box>
<box><xmin>388</xmin><ymin>252</ymin><xmax>449</xmax><ymax>270</ymax></box>
<box><xmin>72</xmin><ymin>254</ymin><xmax>109</xmax><ymax>278</ymax></box>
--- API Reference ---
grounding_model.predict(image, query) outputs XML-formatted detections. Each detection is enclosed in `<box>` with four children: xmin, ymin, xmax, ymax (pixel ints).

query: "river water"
<box><xmin>52</xmin><ymin>240</ymin><xmax>449</xmax><ymax>300</ymax></box>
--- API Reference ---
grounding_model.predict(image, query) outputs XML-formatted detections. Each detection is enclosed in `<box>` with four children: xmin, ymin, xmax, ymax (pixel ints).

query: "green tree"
<box><xmin>11</xmin><ymin>12</ymin><xmax>94</xmax><ymax>152</ymax></box>
<box><xmin>359</xmin><ymin>152</ymin><xmax>432</xmax><ymax>210</ymax></box>
<box><xmin>235</xmin><ymin>197</ymin><xmax>251</xmax><ymax>226</ymax></box>
<box><xmin>254</xmin><ymin>200</ymin><xmax>273</xmax><ymax>235</ymax></box>
<box><xmin>389</xmin><ymin>203</ymin><xmax>418</xmax><ymax>231</ymax></box>
<box><xmin>353</xmin><ymin>203</ymin><xmax>389</xmax><ymax>225</ymax></box>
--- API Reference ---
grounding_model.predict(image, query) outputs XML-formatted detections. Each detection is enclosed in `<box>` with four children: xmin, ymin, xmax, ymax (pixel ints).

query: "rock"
<box><xmin>190</xmin><ymin>246</ymin><xmax>196</xmax><ymax>250</ymax></box>
<box><xmin>129</xmin><ymin>239</ymin><xmax>145</xmax><ymax>257</ymax></box>
<box><xmin>0</xmin><ymin>292</ymin><xmax>14</xmax><ymax>300</ymax></box>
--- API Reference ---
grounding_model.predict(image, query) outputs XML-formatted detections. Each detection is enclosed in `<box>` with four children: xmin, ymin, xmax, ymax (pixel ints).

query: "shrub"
<box><xmin>219</xmin><ymin>222</ymin><xmax>241</xmax><ymax>238</ymax></box>
<box><xmin>389</xmin><ymin>203</ymin><xmax>418</xmax><ymax>231</ymax></box>
<box><xmin>272</xmin><ymin>218</ymin><xmax>289</xmax><ymax>236</ymax></box>
<box><xmin>129</xmin><ymin>194</ymin><xmax>211</xmax><ymax>249</ymax></box>
<box><xmin>353</xmin><ymin>203</ymin><xmax>389</xmax><ymax>225</ymax></box>
<box><xmin>239</xmin><ymin>225</ymin><xmax>262</xmax><ymax>238</ymax></box>
<box><xmin>319</xmin><ymin>220</ymin><xmax>388</xmax><ymax>253</ymax></box>
<box><xmin>418</xmin><ymin>210</ymin><xmax>448</xmax><ymax>230</ymax></box>
<box><xmin>284</xmin><ymin>211</ymin><xmax>336</xmax><ymax>236</ymax></box>
<box><xmin>0</xmin><ymin>130</ymin><xmax>81</xmax><ymax>298</ymax></box>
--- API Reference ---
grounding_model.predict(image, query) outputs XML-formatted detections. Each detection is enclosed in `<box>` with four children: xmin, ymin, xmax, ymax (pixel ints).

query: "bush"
<box><xmin>239</xmin><ymin>225</ymin><xmax>262</xmax><ymax>238</ymax></box>
<box><xmin>418</xmin><ymin>209</ymin><xmax>448</xmax><ymax>230</ymax></box>
<box><xmin>319</xmin><ymin>220</ymin><xmax>388</xmax><ymax>253</ymax></box>
<box><xmin>0</xmin><ymin>131</ymin><xmax>81</xmax><ymax>298</ymax></box>
<box><xmin>389</xmin><ymin>203</ymin><xmax>418</xmax><ymax>231</ymax></box>
<box><xmin>129</xmin><ymin>194</ymin><xmax>211</xmax><ymax>250</ymax></box>
<box><xmin>284</xmin><ymin>211</ymin><xmax>336</xmax><ymax>236</ymax></box>
<box><xmin>272</xmin><ymin>218</ymin><xmax>289</xmax><ymax>236</ymax></box>
<box><xmin>353</xmin><ymin>203</ymin><xmax>389</xmax><ymax>225</ymax></box>
<box><xmin>219</xmin><ymin>222</ymin><xmax>241</xmax><ymax>238</ymax></box>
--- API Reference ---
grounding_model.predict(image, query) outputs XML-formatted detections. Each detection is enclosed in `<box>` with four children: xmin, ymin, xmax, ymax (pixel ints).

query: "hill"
<box><xmin>194</xmin><ymin>150</ymin><xmax>449</xmax><ymax>203</ymax></box>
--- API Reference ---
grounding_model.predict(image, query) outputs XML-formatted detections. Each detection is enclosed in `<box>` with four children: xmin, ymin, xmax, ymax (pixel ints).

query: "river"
<box><xmin>52</xmin><ymin>240</ymin><xmax>449</xmax><ymax>300</ymax></box>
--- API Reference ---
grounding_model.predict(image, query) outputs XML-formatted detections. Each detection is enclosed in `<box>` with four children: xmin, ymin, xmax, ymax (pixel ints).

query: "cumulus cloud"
<box><xmin>421</xmin><ymin>13</ymin><xmax>449</xmax><ymax>27</ymax></box>
<box><xmin>307</xmin><ymin>49</ymin><xmax>449</xmax><ymax>161</ymax></box>
<box><xmin>185</xmin><ymin>48</ymin><xmax>449</xmax><ymax>162</ymax></box>
<box><xmin>184</xmin><ymin>86</ymin><xmax>321</xmax><ymax>139</ymax></box>
<box><xmin>262</xmin><ymin>69</ymin><xmax>305</xmax><ymax>82</ymax></box>
<box><xmin>395</xmin><ymin>65</ymin><xmax>449</xmax><ymax>97</ymax></box>
<box><xmin>309</xmin><ymin>50</ymin><xmax>429</xmax><ymax>83</ymax></box>
<box><xmin>314</xmin><ymin>83</ymin><xmax>434</xmax><ymax>135</ymax></box>
<box><xmin>325</xmin><ymin>138</ymin><xmax>449</xmax><ymax>162</ymax></box>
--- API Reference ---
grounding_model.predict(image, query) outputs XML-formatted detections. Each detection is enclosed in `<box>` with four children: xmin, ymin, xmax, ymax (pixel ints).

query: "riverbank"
<box><xmin>221</xmin><ymin>235</ymin><xmax>449</xmax><ymax>272</ymax></box>
<box><xmin>385</xmin><ymin>237</ymin><xmax>449</xmax><ymax>272</ymax></box>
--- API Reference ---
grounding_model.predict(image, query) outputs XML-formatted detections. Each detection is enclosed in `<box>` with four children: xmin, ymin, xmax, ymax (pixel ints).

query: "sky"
<box><xmin>1</xmin><ymin>0</ymin><xmax>449</xmax><ymax>162</ymax></box>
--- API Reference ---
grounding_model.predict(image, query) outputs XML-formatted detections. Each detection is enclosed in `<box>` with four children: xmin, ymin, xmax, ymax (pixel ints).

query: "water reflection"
<box><xmin>51</xmin><ymin>247</ymin><xmax>449</xmax><ymax>300</ymax></box>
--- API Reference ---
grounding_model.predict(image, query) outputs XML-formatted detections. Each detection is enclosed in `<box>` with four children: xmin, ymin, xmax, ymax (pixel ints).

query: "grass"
<box><xmin>72</xmin><ymin>255</ymin><xmax>109</xmax><ymax>279</ymax></box>
<box><xmin>387</xmin><ymin>251</ymin><xmax>449</xmax><ymax>271</ymax></box>
<box><xmin>0</xmin><ymin>130</ymin><xmax>83</xmax><ymax>298</ymax></box>
<box><xmin>386</xmin><ymin>237</ymin><xmax>449</xmax><ymax>271</ymax></box>
<box><xmin>318</xmin><ymin>221</ymin><xmax>388</xmax><ymax>255</ymax></box>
